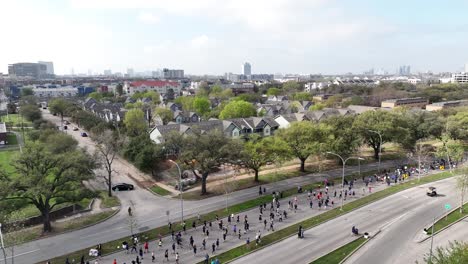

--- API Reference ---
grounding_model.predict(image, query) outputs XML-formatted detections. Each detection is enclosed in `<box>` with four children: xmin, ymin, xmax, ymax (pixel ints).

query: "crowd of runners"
<box><xmin>53</xmin><ymin>160</ymin><xmax>451</xmax><ymax>264</ymax></box>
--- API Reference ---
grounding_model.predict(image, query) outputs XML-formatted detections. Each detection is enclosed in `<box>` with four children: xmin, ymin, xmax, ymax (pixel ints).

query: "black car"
<box><xmin>81</xmin><ymin>132</ymin><xmax>88</xmax><ymax>137</ymax></box>
<box><xmin>112</xmin><ymin>183</ymin><xmax>134</xmax><ymax>191</ymax></box>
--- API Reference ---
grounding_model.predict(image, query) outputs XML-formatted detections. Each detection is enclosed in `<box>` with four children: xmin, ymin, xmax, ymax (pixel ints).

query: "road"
<box><xmin>231</xmin><ymin>177</ymin><xmax>460</xmax><ymax>264</ymax></box>
<box><xmin>2</xmin><ymin>109</ymin><xmax>415</xmax><ymax>263</ymax></box>
<box><xmin>345</xmin><ymin>181</ymin><xmax>468</xmax><ymax>264</ymax></box>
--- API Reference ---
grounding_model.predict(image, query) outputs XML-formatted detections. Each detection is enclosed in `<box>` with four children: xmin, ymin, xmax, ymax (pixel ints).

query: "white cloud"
<box><xmin>190</xmin><ymin>35</ymin><xmax>210</xmax><ymax>47</ymax></box>
<box><xmin>138</xmin><ymin>12</ymin><xmax>160</xmax><ymax>24</ymax></box>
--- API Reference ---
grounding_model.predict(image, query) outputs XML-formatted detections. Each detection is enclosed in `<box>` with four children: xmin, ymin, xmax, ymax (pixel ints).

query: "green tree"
<box><xmin>323</xmin><ymin>115</ymin><xmax>361</xmax><ymax>159</ymax></box>
<box><xmin>436</xmin><ymin>135</ymin><xmax>464</xmax><ymax>171</ymax></box>
<box><xmin>20</xmin><ymin>104</ymin><xmax>42</xmax><ymax>122</ymax></box>
<box><xmin>124</xmin><ymin>108</ymin><xmax>147</xmax><ymax>136</ymax></box>
<box><xmin>324</xmin><ymin>94</ymin><xmax>343</xmax><ymax>108</ymax></box>
<box><xmin>210</xmin><ymin>85</ymin><xmax>223</xmax><ymax>96</ymax></box>
<box><xmin>193</xmin><ymin>97</ymin><xmax>211</xmax><ymax>115</ymax></box>
<box><xmin>267</xmin><ymin>87</ymin><xmax>282</xmax><ymax>96</ymax></box>
<box><xmin>353</xmin><ymin>110</ymin><xmax>411</xmax><ymax>159</ymax></box>
<box><xmin>88</xmin><ymin>92</ymin><xmax>103</xmax><ymax>101</ymax></box>
<box><xmin>309</xmin><ymin>102</ymin><xmax>325</xmax><ymax>111</ymax></box>
<box><xmin>179</xmin><ymin>130</ymin><xmax>236</xmax><ymax>195</ymax></box>
<box><xmin>277</xmin><ymin>122</ymin><xmax>332</xmax><ymax>172</ymax></box>
<box><xmin>446</xmin><ymin>110</ymin><xmax>468</xmax><ymax>140</ymax></box>
<box><xmin>49</xmin><ymin>98</ymin><xmax>70</xmax><ymax>124</ymax></box>
<box><xmin>153</xmin><ymin>107</ymin><xmax>174</xmax><ymax>125</ymax></box>
<box><xmin>143</xmin><ymin>90</ymin><xmax>161</xmax><ymax>105</ymax></box>
<box><xmin>282</xmin><ymin>81</ymin><xmax>302</xmax><ymax>92</ymax></box>
<box><xmin>239</xmin><ymin>135</ymin><xmax>289</xmax><ymax>182</ymax></box>
<box><xmin>175</xmin><ymin>96</ymin><xmax>195</xmax><ymax>111</ymax></box>
<box><xmin>291</xmin><ymin>92</ymin><xmax>312</xmax><ymax>101</ymax></box>
<box><xmin>0</xmin><ymin>141</ymin><xmax>96</xmax><ymax>233</ymax></box>
<box><xmin>423</xmin><ymin>240</ymin><xmax>468</xmax><ymax>264</ymax></box>
<box><xmin>21</xmin><ymin>88</ymin><xmax>34</xmax><ymax>97</ymax></box>
<box><xmin>219</xmin><ymin>100</ymin><xmax>256</xmax><ymax>119</ymax></box>
<box><xmin>115</xmin><ymin>83</ymin><xmax>124</xmax><ymax>96</ymax></box>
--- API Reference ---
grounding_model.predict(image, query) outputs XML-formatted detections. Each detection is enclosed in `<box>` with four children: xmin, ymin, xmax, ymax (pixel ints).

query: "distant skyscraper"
<box><xmin>398</xmin><ymin>65</ymin><xmax>411</xmax><ymax>76</ymax></box>
<box><xmin>38</xmin><ymin>61</ymin><xmax>54</xmax><ymax>75</ymax></box>
<box><xmin>242</xmin><ymin>62</ymin><xmax>252</xmax><ymax>76</ymax></box>
<box><xmin>8</xmin><ymin>63</ymin><xmax>47</xmax><ymax>79</ymax></box>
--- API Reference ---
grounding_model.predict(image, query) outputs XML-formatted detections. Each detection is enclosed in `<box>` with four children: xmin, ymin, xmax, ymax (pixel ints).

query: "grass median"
<box><xmin>426</xmin><ymin>202</ymin><xmax>468</xmax><ymax>235</ymax></box>
<box><xmin>196</xmin><ymin>171</ymin><xmax>454</xmax><ymax>264</ymax></box>
<box><xmin>150</xmin><ymin>184</ymin><xmax>172</xmax><ymax>196</ymax></box>
<box><xmin>311</xmin><ymin>236</ymin><xmax>366</xmax><ymax>264</ymax></box>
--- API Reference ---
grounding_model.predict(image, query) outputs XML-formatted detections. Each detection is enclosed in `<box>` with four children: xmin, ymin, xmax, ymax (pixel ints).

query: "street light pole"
<box><xmin>368</xmin><ymin>130</ymin><xmax>382</xmax><ymax>174</ymax></box>
<box><xmin>168</xmin><ymin>160</ymin><xmax>184</xmax><ymax>222</ymax></box>
<box><xmin>326</xmin><ymin>152</ymin><xmax>364</xmax><ymax>211</ymax></box>
<box><xmin>0</xmin><ymin>223</ymin><xmax>7</xmax><ymax>264</ymax></box>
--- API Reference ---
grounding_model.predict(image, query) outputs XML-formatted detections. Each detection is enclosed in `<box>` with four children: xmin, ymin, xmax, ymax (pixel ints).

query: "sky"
<box><xmin>1</xmin><ymin>0</ymin><xmax>468</xmax><ymax>75</ymax></box>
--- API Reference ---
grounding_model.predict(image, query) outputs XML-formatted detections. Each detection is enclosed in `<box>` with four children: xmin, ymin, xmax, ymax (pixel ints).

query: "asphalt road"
<box><xmin>231</xmin><ymin>177</ymin><xmax>460</xmax><ymax>264</ymax></box>
<box><xmin>1</xmin><ymin>110</ymin><xmax>415</xmax><ymax>263</ymax></box>
<box><xmin>345</xmin><ymin>179</ymin><xmax>467</xmax><ymax>264</ymax></box>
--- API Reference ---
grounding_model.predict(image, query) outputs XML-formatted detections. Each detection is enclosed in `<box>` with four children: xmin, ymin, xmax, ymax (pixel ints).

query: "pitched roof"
<box><xmin>130</xmin><ymin>80</ymin><xmax>179</xmax><ymax>87</ymax></box>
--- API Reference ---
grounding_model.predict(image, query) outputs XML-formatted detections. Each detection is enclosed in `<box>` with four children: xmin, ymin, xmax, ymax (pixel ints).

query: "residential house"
<box><xmin>173</xmin><ymin>111</ymin><xmax>200</xmax><ymax>124</ymax></box>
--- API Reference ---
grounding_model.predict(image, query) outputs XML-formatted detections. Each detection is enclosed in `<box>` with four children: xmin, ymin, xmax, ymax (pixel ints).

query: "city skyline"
<box><xmin>1</xmin><ymin>0</ymin><xmax>468</xmax><ymax>75</ymax></box>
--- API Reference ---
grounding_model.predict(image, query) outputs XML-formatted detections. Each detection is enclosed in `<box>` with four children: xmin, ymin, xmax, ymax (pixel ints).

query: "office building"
<box><xmin>124</xmin><ymin>80</ymin><xmax>182</xmax><ymax>95</ymax></box>
<box><xmin>398</xmin><ymin>65</ymin><xmax>411</xmax><ymax>76</ymax></box>
<box><xmin>127</xmin><ymin>68</ymin><xmax>134</xmax><ymax>77</ymax></box>
<box><xmin>8</xmin><ymin>63</ymin><xmax>47</xmax><ymax>79</ymax></box>
<box><xmin>451</xmin><ymin>72</ymin><xmax>468</xmax><ymax>83</ymax></box>
<box><xmin>242</xmin><ymin>62</ymin><xmax>252</xmax><ymax>76</ymax></box>
<box><xmin>162</xmin><ymin>68</ymin><xmax>184</xmax><ymax>79</ymax></box>
<box><xmin>38</xmin><ymin>61</ymin><xmax>54</xmax><ymax>75</ymax></box>
<box><xmin>381</xmin><ymin>97</ymin><xmax>428</xmax><ymax>109</ymax></box>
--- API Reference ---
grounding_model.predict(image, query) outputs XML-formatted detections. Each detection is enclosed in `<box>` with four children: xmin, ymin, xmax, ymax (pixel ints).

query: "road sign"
<box><xmin>445</xmin><ymin>204</ymin><xmax>451</xmax><ymax>210</ymax></box>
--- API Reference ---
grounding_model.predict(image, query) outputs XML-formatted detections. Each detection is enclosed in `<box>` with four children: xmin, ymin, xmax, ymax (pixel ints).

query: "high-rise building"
<box><xmin>38</xmin><ymin>61</ymin><xmax>54</xmax><ymax>75</ymax></box>
<box><xmin>242</xmin><ymin>62</ymin><xmax>252</xmax><ymax>76</ymax></box>
<box><xmin>398</xmin><ymin>65</ymin><xmax>411</xmax><ymax>76</ymax></box>
<box><xmin>127</xmin><ymin>68</ymin><xmax>134</xmax><ymax>77</ymax></box>
<box><xmin>8</xmin><ymin>63</ymin><xmax>47</xmax><ymax>79</ymax></box>
<box><xmin>162</xmin><ymin>68</ymin><xmax>184</xmax><ymax>79</ymax></box>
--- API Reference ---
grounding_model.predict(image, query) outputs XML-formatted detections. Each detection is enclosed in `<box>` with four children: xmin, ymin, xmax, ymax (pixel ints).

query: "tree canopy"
<box><xmin>219</xmin><ymin>100</ymin><xmax>256</xmax><ymax>119</ymax></box>
<box><xmin>124</xmin><ymin>108</ymin><xmax>147</xmax><ymax>136</ymax></box>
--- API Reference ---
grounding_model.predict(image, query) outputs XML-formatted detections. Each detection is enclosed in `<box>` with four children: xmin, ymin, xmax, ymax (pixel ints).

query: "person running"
<box><xmin>263</xmin><ymin>219</ymin><xmax>267</xmax><ymax>229</ymax></box>
<box><xmin>144</xmin><ymin>241</ymin><xmax>149</xmax><ymax>253</ymax></box>
<box><xmin>193</xmin><ymin>244</ymin><xmax>198</xmax><ymax>255</ymax></box>
<box><xmin>128</xmin><ymin>207</ymin><xmax>132</xmax><ymax>216</ymax></box>
<box><xmin>212</xmin><ymin>243</ymin><xmax>216</xmax><ymax>253</ymax></box>
<box><xmin>205</xmin><ymin>253</ymin><xmax>210</xmax><ymax>264</ymax></box>
<box><xmin>164</xmin><ymin>249</ymin><xmax>169</xmax><ymax>262</ymax></box>
<box><xmin>139</xmin><ymin>247</ymin><xmax>144</xmax><ymax>259</ymax></box>
<box><xmin>216</xmin><ymin>238</ymin><xmax>220</xmax><ymax>249</ymax></box>
<box><xmin>202</xmin><ymin>238</ymin><xmax>206</xmax><ymax>250</ymax></box>
<box><xmin>151</xmin><ymin>251</ymin><xmax>155</xmax><ymax>262</ymax></box>
<box><xmin>175</xmin><ymin>252</ymin><xmax>179</xmax><ymax>264</ymax></box>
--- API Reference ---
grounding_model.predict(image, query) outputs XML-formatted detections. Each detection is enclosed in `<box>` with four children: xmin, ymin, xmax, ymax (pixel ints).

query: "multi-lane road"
<box><xmin>231</xmin><ymin>177</ymin><xmax>465</xmax><ymax>264</ymax></box>
<box><xmin>3</xmin><ymin>109</ymin><xmax>401</xmax><ymax>264</ymax></box>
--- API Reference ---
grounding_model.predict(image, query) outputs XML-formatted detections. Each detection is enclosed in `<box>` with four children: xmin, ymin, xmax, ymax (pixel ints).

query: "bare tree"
<box><xmin>456</xmin><ymin>166</ymin><xmax>468</xmax><ymax>214</ymax></box>
<box><xmin>95</xmin><ymin>130</ymin><xmax>125</xmax><ymax>197</ymax></box>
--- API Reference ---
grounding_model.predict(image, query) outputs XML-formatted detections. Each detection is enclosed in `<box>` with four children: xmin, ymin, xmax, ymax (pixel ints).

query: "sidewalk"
<box><xmin>96</xmin><ymin>169</ymin><xmax>432</xmax><ymax>264</ymax></box>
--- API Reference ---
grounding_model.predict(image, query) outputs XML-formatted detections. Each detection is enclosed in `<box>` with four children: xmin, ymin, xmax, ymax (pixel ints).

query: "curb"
<box><xmin>339</xmin><ymin>230</ymin><xmax>381</xmax><ymax>264</ymax></box>
<box><xmin>146</xmin><ymin>185</ymin><xmax>173</xmax><ymax>199</ymax></box>
<box><xmin>418</xmin><ymin>214</ymin><xmax>468</xmax><ymax>243</ymax></box>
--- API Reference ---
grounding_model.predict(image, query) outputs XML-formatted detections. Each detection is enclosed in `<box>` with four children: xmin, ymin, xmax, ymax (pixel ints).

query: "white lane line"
<box><xmin>0</xmin><ymin>249</ymin><xmax>41</xmax><ymax>262</ymax></box>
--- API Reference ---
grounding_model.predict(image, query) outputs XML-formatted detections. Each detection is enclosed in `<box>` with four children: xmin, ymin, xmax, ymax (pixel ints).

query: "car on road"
<box><xmin>112</xmin><ymin>183</ymin><xmax>134</xmax><ymax>191</ymax></box>
<box><xmin>426</xmin><ymin>187</ymin><xmax>437</xmax><ymax>197</ymax></box>
<box><xmin>73</xmin><ymin>127</ymin><xmax>79</xmax><ymax>131</ymax></box>
<box><xmin>80</xmin><ymin>132</ymin><xmax>88</xmax><ymax>137</ymax></box>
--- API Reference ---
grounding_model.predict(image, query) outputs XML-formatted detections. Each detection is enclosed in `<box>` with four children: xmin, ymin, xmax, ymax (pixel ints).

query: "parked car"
<box><xmin>426</xmin><ymin>187</ymin><xmax>437</xmax><ymax>197</ymax></box>
<box><xmin>80</xmin><ymin>132</ymin><xmax>88</xmax><ymax>137</ymax></box>
<box><xmin>73</xmin><ymin>127</ymin><xmax>79</xmax><ymax>131</ymax></box>
<box><xmin>112</xmin><ymin>183</ymin><xmax>134</xmax><ymax>191</ymax></box>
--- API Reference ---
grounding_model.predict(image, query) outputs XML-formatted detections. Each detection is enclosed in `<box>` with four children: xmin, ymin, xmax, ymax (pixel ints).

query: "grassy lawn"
<box><xmin>99</xmin><ymin>192</ymin><xmax>121</xmax><ymax>208</ymax></box>
<box><xmin>426</xmin><ymin>202</ymin><xmax>468</xmax><ymax>235</ymax></box>
<box><xmin>0</xmin><ymin>149</ymin><xmax>20</xmax><ymax>176</ymax></box>
<box><xmin>195</xmin><ymin>171</ymin><xmax>454</xmax><ymax>264</ymax></box>
<box><xmin>311</xmin><ymin>236</ymin><xmax>366</xmax><ymax>264</ymax></box>
<box><xmin>150</xmin><ymin>184</ymin><xmax>172</xmax><ymax>196</ymax></box>
<box><xmin>5</xmin><ymin>210</ymin><xmax>117</xmax><ymax>247</ymax></box>
<box><xmin>1</xmin><ymin>114</ymin><xmax>33</xmax><ymax>127</ymax></box>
